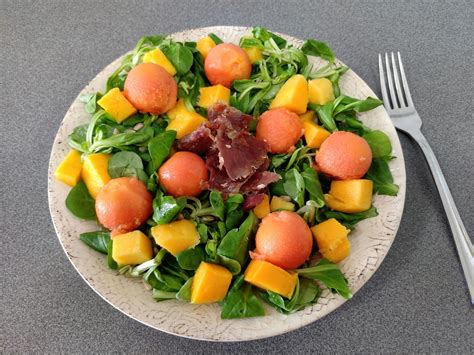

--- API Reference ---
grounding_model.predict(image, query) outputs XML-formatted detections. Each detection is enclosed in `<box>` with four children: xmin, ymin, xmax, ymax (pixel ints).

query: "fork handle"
<box><xmin>411</xmin><ymin>131</ymin><xmax>474</xmax><ymax>303</ymax></box>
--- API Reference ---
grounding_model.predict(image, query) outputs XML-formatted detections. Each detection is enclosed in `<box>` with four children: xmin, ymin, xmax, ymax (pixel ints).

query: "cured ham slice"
<box><xmin>177</xmin><ymin>103</ymin><xmax>280</xmax><ymax>195</ymax></box>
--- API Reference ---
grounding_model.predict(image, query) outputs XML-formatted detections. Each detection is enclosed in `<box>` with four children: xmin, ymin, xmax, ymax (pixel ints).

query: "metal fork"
<box><xmin>379</xmin><ymin>52</ymin><xmax>474</xmax><ymax>304</ymax></box>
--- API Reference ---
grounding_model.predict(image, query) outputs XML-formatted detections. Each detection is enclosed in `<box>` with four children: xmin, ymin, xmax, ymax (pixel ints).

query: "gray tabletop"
<box><xmin>2</xmin><ymin>0</ymin><xmax>473</xmax><ymax>352</ymax></box>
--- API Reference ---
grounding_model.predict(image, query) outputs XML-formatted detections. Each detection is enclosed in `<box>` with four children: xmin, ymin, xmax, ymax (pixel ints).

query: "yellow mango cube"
<box><xmin>166</xmin><ymin>99</ymin><xmax>207</xmax><ymax>138</ymax></box>
<box><xmin>198</xmin><ymin>85</ymin><xmax>230</xmax><ymax>109</ymax></box>
<box><xmin>269</xmin><ymin>74</ymin><xmax>309</xmax><ymax>114</ymax></box>
<box><xmin>243</xmin><ymin>46</ymin><xmax>263</xmax><ymax>64</ymax></box>
<box><xmin>303</xmin><ymin>121</ymin><xmax>331</xmax><ymax>148</ymax></box>
<box><xmin>270</xmin><ymin>196</ymin><xmax>295</xmax><ymax>212</ymax></box>
<box><xmin>81</xmin><ymin>153</ymin><xmax>111</xmax><ymax>198</ymax></box>
<box><xmin>191</xmin><ymin>262</ymin><xmax>232</xmax><ymax>304</ymax></box>
<box><xmin>308</xmin><ymin>78</ymin><xmax>335</xmax><ymax>105</ymax></box>
<box><xmin>54</xmin><ymin>150</ymin><xmax>83</xmax><ymax>186</ymax></box>
<box><xmin>97</xmin><ymin>88</ymin><xmax>137</xmax><ymax>123</ymax></box>
<box><xmin>196</xmin><ymin>36</ymin><xmax>216</xmax><ymax>59</ymax></box>
<box><xmin>244</xmin><ymin>260</ymin><xmax>298</xmax><ymax>299</ymax></box>
<box><xmin>112</xmin><ymin>230</ymin><xmax>153</xmax><ymax>265</ymax></box>
<box><xmin>143</xmin><ymin>48</ymin><xmax>177</xmax><ymax>76</ymax></box>
<box><xmin>311</xmin><ymin>218</ymin><xmax>351</xmax><ymax>263</ymax></box>
<box><xmin>151</xmin><ymin>219</ymin><xmax>200</xmax><ymax>256</ymax></box>
<box><xmin>166</xmin><ymin>99</ymin><xmax>187</xmax><ymax>119</ymax></box>
<box><xmin>299</xmin><ymin>110</ymin><xmax>316</xmax><ymax>123</ymax></box>
<box><xmin>253</xmin><ymin>194</ymin><xmax>270</xmax><ymax>219</ymax></box>
<box><xmin>325</xmin><ymin>179</ymin><xmax>373</xmax><ymax>213</ymax></box>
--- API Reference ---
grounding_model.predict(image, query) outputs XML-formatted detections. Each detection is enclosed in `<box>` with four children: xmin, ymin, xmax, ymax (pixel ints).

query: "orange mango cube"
<box><xmin>97</xmin><ymin>88</ymin><xmax>137</xmax><ymax>123</ymax></box>
<box><xmin>191</xmin><ymin>262</ymin><xmax>232</xmax><ymax>304</ymax></box>
<box><xmin>112</xmin><ymin>230</ymin><xmax>153</xmax><ymax>265</ymax></box>
<box><xmin>54</xmin><ymin>149</ymin><xmax>83</xmax><ymax>186</ymax></box>
<box><xmin>311</xmin><ymin>218</ymin><xmax>351</xmax><ymax>263</ymax></box>
<box><xmin>81</xmin><ymin>153</ymin><xmax>111</xmax><ymax>198</ymax></box>
<box><xmin>244</xmin><ymin>260</ymin><xmax>298</xmax><ymax>299</ymax></box>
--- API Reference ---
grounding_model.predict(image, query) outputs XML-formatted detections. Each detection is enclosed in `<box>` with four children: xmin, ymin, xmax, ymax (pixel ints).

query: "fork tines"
<box><xmin>378</xmin><ymin>52</ymin><xmax>414</xmax><ymax>111</ymax></box>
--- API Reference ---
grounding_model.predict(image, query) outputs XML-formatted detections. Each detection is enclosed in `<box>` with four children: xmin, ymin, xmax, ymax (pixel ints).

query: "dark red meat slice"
<box><xmin>176</xmin><ymin>125</ymin><xmax>213</xmax><ymax>154</ymax></box>
<box><xmin>178</xmin><ymin>103</ymin><xmax>276</xmax><ymax>195</ymax></box>
<box><xmin>205</xmin><ymin>149</ymin><xmax>248</xmax><ymax>193</ymax></box>
<box><xmin>208</xmin><ymin>102</ymin><xmax>253</xmax><ymax>131</ymax></box>
<box><xmin>241</xmin><ymin>171</ymin><xmax>281</xmax><ymax>193</ymax></box>
<box><xmin>216</xmin><ymin>129</ymin><xmax>268</xmax><ymax>180</ymax></box>
<box><xmin>242</xmin><ymin>193</ymin><xmax>265</xmax><ymax>211</ymax></box>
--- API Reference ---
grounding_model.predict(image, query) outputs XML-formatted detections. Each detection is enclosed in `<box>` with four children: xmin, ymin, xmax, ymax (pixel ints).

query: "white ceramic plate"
<box><xmin>48</xmin><ymin>26</ymin><xmax>406</xmax><ymax>341</ymax></box>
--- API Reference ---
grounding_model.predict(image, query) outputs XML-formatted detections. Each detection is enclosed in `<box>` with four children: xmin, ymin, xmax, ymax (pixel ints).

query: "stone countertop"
<box><xmin>1</xmin><ymin>0</ymin><xmax>473</xmax><ymax>352</ymax></box>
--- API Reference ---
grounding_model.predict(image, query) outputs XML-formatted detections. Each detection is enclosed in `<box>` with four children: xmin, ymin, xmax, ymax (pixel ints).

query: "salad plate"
<box><xmin>48</xmin><ymin>26</ymin><xmax>406</xmax><ymax>341</ymax></box>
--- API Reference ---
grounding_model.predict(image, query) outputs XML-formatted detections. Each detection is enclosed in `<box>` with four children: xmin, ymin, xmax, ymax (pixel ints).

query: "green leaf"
<box><xmin>220</xmin><ymin>275</ymin><xmax>265</xmax><ymax>319</ymax></box>
<box><xmin>327</xmin><ymin>66</ymin><xmax>349</xmax><ymax>97</ymax></box>
<box><xmin>311</xmin><ymin>103</ymin><xmax>337</xmax><ymax>132</ymax></box>
<box><xmin>207</xmin><ymin>33</ymin><xmax>223</xmax><ymax>45</ymax></box>
<box><xmin>107</xmin><ymin>239</ymin><xmax>118</xmax><ymax>270</ymax></box>
<box><xmin>217</xmin><ymin>212</ymin><xmax>258</xmax><ymax>266</ymax></box>
<box><xmin>261</xmin><ymin>278</ymin><xmax>320</xmax><ymax>314</ymax></box>
<box><xmin>271</xmin><ymin>153</ymin><xmax>289</xmax><ymax>169</ymax></box>
<box><xmin>89</xmin><ymin>130</ymin><xmax>153</xmax><ymax>153</ymax></box>
<box><xmin>161</xmin><ymin>43</ymin><xmax>194</xmax><ymax>75</ymax></box>
<box><xmin>65</xmin><ymin>181</ymin><xmax>96</xmax><ymax>220</ymax></box>
<box><xmin>301</xmin><ymin>167</ymin><xmax>325</xmax><ymax>207</ymax></box>
<box><xmin>80</xmin><ymin>92</ymin><xmax>103</xmax><ymax>114</ymax></box>
<box><xmin>79</xmin><ymin>231</ymin><xmax>110</xmax><ymax>254</ymax></box>
<box><xmin>108</xmin><ymin>151</ymin><xmax>144</xmax><ymax>178</ymax></box>
<box><xmin>296</xmin><ymin>259</ymin><xmax>352</xmax><ymax>299</ymax></box>
<box><xmin>225</xmin><ymin>209</ymin><xmax>244</xmax><ymax>230</ymax></box>
<box><xmin>365</xmin><ymin>158</ymin><xmax>399</xmax><ymax>196</ymax></box>
<box><xmin>334</xmin><ymin>96</ymin><xmax>383</xmax><ymax>115</ymax></box>
<box><xmin>176</xmin><ymin>277</ymin><xmax>193</xmax><ymax>301</ymax></box>
<box><xmin>214</xmin><ymin>254</ymin><xmax>241</xmax><ymax>275</ymax></box>
<box><xmin>148</xmin><ymin>130</ymin><xmax>176</xmax><ymax>171</ymax></box>
<box><xmin>175</xmin><ymin>246</ymin><xmax>206</xmax><ymax>271</ymax></box>
<box><xmin>283</xmin><ymin>169</ymin><xmax>305</xmax><ymax>207</ymax></box>
<box><xmin>324</xmin><ymin>205</ymin><xmax>379</xmax><ymax>229</ymax></box>
<box><xmin>210</xmin><ymin>191</ymin><xmax>226</xmax><ymax>221</ymax></box>
<box><xmin>363</xmin><ymin>130</ymin><xmax>392</xmax><ymax>158</ymax></box>
<box><xmin>252</xmin><ymin>27</ymin><xmax>287</xmax><ymax>48</ymax></box>
<box><xmin>152</xmin><ymin>191</ymin><xmax>186</xmax><ymax>225</ymax></box>
<box><xmin>68</xmin><ymin>124</ymin><xmax>89</xmax><ymax>153</ymax></box>
<box><xmin>302</xmin><ymin>39</ymin><xmax>335</xmax><ymax>64</ymax></box>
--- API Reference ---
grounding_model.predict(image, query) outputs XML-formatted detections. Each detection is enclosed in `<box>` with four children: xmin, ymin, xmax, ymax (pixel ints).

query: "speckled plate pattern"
<box><xmin>48</xmin><ymin>26</ymin><xmax>406</xmax><ymax>341</ymax></box>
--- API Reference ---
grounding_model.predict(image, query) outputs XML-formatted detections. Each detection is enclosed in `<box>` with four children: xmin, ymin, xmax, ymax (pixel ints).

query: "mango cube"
<box><xmin>166</xmin><ymin>100</ymin><xmax>207</xmax><ymax>139</ymax></box>
<box><xmin>198</xmin><ymin>85</ymin><xmax>230</xmax><ymax>109</ymax></box>
<box><xmin>151</xmin><ymin>219</ymin><xmax>200</xmax><ymax>256</ymax></box>
<box><xmin>143</xmin><ymin>48</ymin><xmax>177</xmax><ymax>76</ymax></box>
<box><xmin>54</xmin><ymin>150</ymin><xmax>83</xmax><ymax>186</ymax></box>
<box><xmin>166</xmin><ymin>99</ymin><xmax>188</xmax><ymax>119</ymax></box>
<box><xmin>243</xmin><ymin>46</ymin><xmax>263</xmax><ymax>64</ymax></box>
<box><xmin>244</xmin><ymin>260</ymin><xmax>298</xmax><ymax>299</ymax></box>
<box><xmin>299</xmin><ymin>110</ymin><xmax>316</xmax><ymax>123</ymax></box>
<box><xmin>253</xmin><ymin>194</ymin><xmax>270</xmax><ymax>219</ymax></box>
<box><xmin>81</xmin><ymin>153</ymin><xmax>111</xmax><ymax>198</ymax></box>
<box><xmin>308</xmin><ymin>78</ymin><xmax>335</xmax><ymax>105</ymax></box>
<box><xmin>191</xmin><ymin>262</ymin><xmax>232</xmax><ymax>304</ymax></box>
<box><xmin>97</xmin><ymin>88</ymin><xmax>137</xmax><ymax>123</ymax></box>
<box><xmin>311</xmin><ymin>218</ymin><xmax>351</xmax><ymax>263</ymax></box>
<box><xmin>196</xmin><ymin>36</ymin><xmax>216</xmax><ymax>59</ymax></box>
<box><xmin>270</xmin><ymin>74</ymin><xmax>308</xmax><ymax>114</ymax></box>
<box><xmin>270</xmin><ymin>196</ymin><xmax>295</xmax><ymax>212</ymax></box>
<box><xmin>325</xmin><ymin>179</ymin><xmax>373</xmax><ymax>213</ymax></box>
<box><xmin>303</xmin><ymin>121</ymin><xmax>331</xmax><ymax>148</ymax></box>
<box><xmin>112</xmin><ymin>230</ymin><xmax>153</xmax><ymax>265</ymax></box>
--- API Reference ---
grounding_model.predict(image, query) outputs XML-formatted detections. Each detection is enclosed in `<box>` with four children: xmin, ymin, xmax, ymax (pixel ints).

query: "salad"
<box><xmin>54</xmin><ymin>27</ymin><xmax>399</xmax><ymax>318</ymax></box>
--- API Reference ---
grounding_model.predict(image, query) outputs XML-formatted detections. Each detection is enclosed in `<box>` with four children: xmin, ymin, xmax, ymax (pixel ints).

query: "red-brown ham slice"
<box><xmin>176</xmin><ymin>103</ymin><xmax>279</xmax><ymax>195</ymax></box>
<box><xmin>242</xmin><ymin>193</ymin><xmax>265</xmax><ymax>211</ymax></box>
